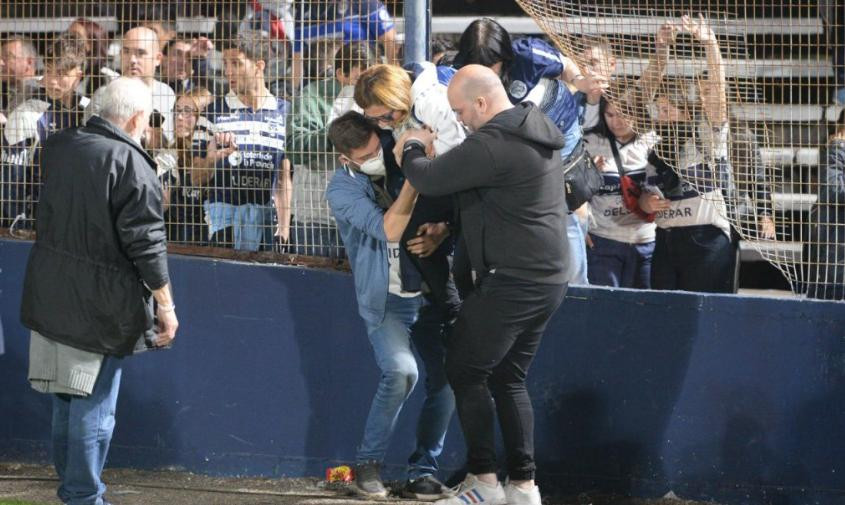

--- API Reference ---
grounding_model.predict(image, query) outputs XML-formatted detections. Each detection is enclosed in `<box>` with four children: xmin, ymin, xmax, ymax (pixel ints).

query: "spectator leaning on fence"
<box><xmin>582</xmin><ymin>94</ymin><xmax>659</xmax><ymax>289</ymax></box>
<box><xmin>286</xmin><ymin>42</ymin><xmax>375</xmax><ymax>258</ymax></box>
<box><xmin>640</xmin><ymin>15</ymin><xmax>738</xmax><ymax>293</ymax></box>
<box><xmin>161</xmin><ymin>88</ymin><xmax>214</xmax><ymax>245</ymax></box>
<box><xmin>20</xmin><ymin>76</ymin><xmax>178</xmax><ymax>505</ymax></box>
<box><xmin>1</xmin><ymin>33</ymin><xmax>89</xmax><ymax>230</ymax></box>
<box><xmin>195</xmin><ymin>30</ymin><xmax>291</xmax><ymax>251</ymax></box>
<box><xmin>0</xmin><ymin>36</ymin><xmax>39</xmax><ymax>119</ymax></box>
<box><xmin>326</xmin><ymin>111</ymin><xmax>455</xmax><ymax>501</ymax></box>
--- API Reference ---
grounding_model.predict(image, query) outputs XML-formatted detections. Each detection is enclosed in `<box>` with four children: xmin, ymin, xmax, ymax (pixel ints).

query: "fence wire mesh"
<box><xmin>0</xmin><ymin>1</ymin><xmax>844</xmax><ymax>299</ymax></box>
<box><xmin>515</xmin><ymin>0</ymin><xmax>844</xmax><ymax>299</ymax></box>
<box><xmin>0</xmin><ymin>0</ymin><xmax>400</xmax><ymax>261</ymax></box>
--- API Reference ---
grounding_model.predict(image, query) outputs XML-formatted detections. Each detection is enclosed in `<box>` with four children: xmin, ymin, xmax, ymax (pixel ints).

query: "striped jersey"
<box><xmin>202</xmin><ymin>91</ymin><xmax>290</xmax><ymax>206</ymax></box>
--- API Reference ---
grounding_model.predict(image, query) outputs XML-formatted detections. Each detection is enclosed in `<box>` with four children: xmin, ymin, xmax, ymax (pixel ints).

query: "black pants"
<box><xmin>651</xmin><ymin>225</ymin><xmax>738</xmax><ymax>293</ymax></box>
<box><xmin>446</xmin><ymin>273</ymin><xmax>567</xmax><ymax>481</ymax></box>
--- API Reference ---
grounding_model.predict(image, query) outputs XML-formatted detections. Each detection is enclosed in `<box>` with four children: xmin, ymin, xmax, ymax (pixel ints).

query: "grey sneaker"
<box><xmin>403</xmin><ymin>475</ymin><xmax>451</xmax><ymax>500</ymax></box>
<box><xmin>354</xmin><ymin>460</ymin><xmax>388</xmax><ymax>498</ymax></box>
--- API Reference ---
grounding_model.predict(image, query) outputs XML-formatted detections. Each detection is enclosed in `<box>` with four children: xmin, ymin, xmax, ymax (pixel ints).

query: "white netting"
<box><xmin>515</xmin><ymin>0</ymin><xmax>844</xmax><ymax>299</ymax></box>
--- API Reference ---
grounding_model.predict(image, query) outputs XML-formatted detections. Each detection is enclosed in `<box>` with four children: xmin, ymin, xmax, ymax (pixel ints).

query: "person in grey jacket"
<box><xmin>20</xmin><ymin>77</ymin><xmax>178</xmax><ymax>505</ymax></box>
<box><xmin>396</xmin><ymin>65</ymin><xmax>569</xmax><ymax>505</ymax></box>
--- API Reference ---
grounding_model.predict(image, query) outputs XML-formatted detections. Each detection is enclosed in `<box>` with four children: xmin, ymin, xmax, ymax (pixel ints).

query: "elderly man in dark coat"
<box><xmin>20</xmin><ymin>76</ymin><xmax>178</xmax><ymax>505</ymax></box>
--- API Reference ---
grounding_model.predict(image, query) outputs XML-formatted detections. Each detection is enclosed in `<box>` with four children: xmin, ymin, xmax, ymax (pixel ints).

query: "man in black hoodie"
<box><xmin>396</xmin><ymin>65</ymin><xmax>569</xmax><ymax>505</ymax></box>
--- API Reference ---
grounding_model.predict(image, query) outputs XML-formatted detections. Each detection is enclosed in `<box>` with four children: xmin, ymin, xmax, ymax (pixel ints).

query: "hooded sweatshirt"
<box><xmin>401</xmin><ymin>102</ymin><xmax>571</xmax><ymax>284</ymax></box>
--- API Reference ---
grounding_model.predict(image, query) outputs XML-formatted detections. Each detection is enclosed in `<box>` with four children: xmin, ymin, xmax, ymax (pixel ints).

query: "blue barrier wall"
<box><xmin>1</xmin><ymin>238</ymin><xmax>843</xmax><ymax>504</ymax></box>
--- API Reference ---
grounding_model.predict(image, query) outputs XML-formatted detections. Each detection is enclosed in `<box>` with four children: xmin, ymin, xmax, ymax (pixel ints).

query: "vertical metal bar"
<box><xmin>403</xmin><ymin>0</ymin><xmax>430</xmax><ymax>65</ymax></box>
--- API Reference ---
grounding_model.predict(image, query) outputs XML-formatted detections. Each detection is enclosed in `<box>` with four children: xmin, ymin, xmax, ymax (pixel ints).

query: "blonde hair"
<box><xmin>354</xmin><ymin>64</ymin><xmax>412</xmax><ymax>121</ymax></box>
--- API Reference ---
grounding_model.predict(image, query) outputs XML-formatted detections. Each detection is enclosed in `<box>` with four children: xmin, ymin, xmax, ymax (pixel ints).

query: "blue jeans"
<box><xmin>358</xmin><ymin>294</ymin><xmax>455</xmax><ymax>479</ymax></box>
<box><xmin>52</xmin><ymin>356</ymin><xmax>123</xmax><ymax>505</ymax></box>
<box><xmin>587</xmin><ymin>235</ymin><xmax>655</xmax><ymax>289</ymax></box>
<box><xmin>567</xmin><ymin>213</ymin><xmax>588</xmax><ymax>285</ymax></box>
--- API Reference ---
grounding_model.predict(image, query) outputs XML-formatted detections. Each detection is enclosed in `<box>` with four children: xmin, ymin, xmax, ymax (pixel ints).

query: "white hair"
<box><xmin>97</xmin><ymin>77</ymin><xmax>153</xmax><ymax>123</ymax></box>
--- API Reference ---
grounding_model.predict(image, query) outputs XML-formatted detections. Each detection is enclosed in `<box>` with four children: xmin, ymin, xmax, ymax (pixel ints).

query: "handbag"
<box><xmin>563</xmin><ymin>141</ymin><xmax>604</xmax><ymax>211</ymax></box>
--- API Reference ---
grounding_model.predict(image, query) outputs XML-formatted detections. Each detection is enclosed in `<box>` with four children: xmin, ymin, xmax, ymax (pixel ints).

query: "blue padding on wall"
<box><xmin>1</xmin><ymin>238</ymin><xmax>843</xmax><ymax>504</ymax></box>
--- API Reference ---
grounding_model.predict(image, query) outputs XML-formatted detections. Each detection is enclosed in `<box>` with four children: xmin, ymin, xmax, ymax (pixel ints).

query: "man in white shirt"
<box><xmin>118</xmin><ymin>26</ymin><xmax>176</xmax><ymax>146</ymax></box>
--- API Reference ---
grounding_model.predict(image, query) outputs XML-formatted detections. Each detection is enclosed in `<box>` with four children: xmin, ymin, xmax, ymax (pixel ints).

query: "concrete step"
<box><xmin>740</xmin><ymin>239</ymin><xmax>803</xmax><ymax>262</ymax></box>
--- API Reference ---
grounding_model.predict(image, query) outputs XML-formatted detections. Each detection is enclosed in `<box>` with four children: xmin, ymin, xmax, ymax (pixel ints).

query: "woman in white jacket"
<box><xmin>353</xmin><ymin>63</ymin><xmax>466</xmax><ymax>157</ymax></box>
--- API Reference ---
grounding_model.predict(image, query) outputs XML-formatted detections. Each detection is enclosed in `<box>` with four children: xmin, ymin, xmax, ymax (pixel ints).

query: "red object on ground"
<box><xmin>325</xmin><ymin>465</ymin><xmax>355</xmax><ymax>482</ymax></box>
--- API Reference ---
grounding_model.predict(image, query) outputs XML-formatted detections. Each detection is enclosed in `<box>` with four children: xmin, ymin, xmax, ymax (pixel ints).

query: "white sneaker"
<box><xmin>434</xmin><ymin>473</ymin><xmax>507</xmax><ymax>505</ymax></box>
<box><xmin>503</xmin><ymin>482</ymin><xmax>542</xmax><ymax>505</ymax></box>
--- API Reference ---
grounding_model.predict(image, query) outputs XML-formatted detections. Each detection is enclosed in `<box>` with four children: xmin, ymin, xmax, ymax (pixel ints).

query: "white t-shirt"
<box><xmin>387</xmin><ymin>242</ymin><xmax>420</xmax><ymax>298</ymax></box>
<box><xmin>647</xmin><ymin>121</ymin><xmax>733</xmax><ymax>237</ymax></box>
<box><xmin>583</xmin><ymin>131</ymin><xmax>658</xmax><ymax>244</ymax></box>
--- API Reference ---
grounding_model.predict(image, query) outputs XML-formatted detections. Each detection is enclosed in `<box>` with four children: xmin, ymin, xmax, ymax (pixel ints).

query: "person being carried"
<box><xmin>396</xmin><ymin>65</ymin><xmax>569</xmax><ymax>505</ymax></box>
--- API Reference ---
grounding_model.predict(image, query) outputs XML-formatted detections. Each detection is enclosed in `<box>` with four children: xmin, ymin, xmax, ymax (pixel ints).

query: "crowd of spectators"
<box><xmin>0</xmin><ymin>2</ymin><xmax>841</xmax><ymax>297</ymax></box>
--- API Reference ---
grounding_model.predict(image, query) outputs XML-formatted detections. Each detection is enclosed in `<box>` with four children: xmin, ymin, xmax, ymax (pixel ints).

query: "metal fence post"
<box><xmin>403</xmin><ymin>0</ymin><xmax>431</xmax><ymax>65</ymax></box>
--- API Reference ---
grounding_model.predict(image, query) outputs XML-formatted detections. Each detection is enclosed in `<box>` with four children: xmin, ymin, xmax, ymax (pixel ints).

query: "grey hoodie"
<box><xmin>402</xmin><ymin>102</ymin><xmax>571</xmax><ymax>284</ymax></box>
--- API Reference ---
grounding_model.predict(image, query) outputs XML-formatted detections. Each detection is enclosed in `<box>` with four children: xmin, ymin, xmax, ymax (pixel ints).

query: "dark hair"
<box><xmin>334</xmin><ymin>42</ymin><xmax>375</xmax><ymax>78</ymax></box>
<box><xmin>453</xmin><ymin>18</ymin><xmax>514</xmax><ymax>86</ymax></box>
<box><xmin>431</xmin><ymin>36</ymin><xmax>454</xmax><ymax>57</ymax></box>
<box><xmin>46</xmin><ymin>32</ymin><xmax>87</xmax><ymax>72</ymax></box>
<box><xmin>163</xmin><ymin>38</ymin><xmax>192</xmax><ymax>56</ymax></box>
<box><xmin>327</xmin><ymin>111</ymin><xmax>378</xmax><ymax>155</ymax></box>
<box><xmin>222</xmin><ymin>30</ymin><xmax>273</xmax><ymax>65</ymax></box>
<box><xmin>69</xmin><ymin>18</ymin><xmax>109</xmax><ymax>70</ymax></box>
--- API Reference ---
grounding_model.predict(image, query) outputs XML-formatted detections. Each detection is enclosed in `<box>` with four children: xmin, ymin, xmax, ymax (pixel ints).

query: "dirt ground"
<box><xmin>0</xmin><ymin>462</ymin><xmax>716</xmax><ymax>505</ymax></box>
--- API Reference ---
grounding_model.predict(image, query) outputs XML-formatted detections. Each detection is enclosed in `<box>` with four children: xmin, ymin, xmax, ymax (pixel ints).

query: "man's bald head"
<box><xmin>121</xmin><ymin>26</ymin><xmax>162</xmax><ymax>83</ymax></box>
<box><xmin>447</xmin><ymin>64</ymin><xmax>513</xmax><ymax>133</ymax></box>
<box><xmin>450</xmin><ymin>64</ymin><xmax>507</xmax><ymax>102</ymax></box>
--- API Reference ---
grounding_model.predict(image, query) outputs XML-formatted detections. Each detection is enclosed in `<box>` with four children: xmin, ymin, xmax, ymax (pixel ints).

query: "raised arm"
<box><xmin>683</xmin><ymin>14</ymin><xmax>728</xmax><ymax>125</ymax></box>
<box><xmin>638</xmin><ymin>22</ymin><xmax>680</xmax><ymax>102</ymax></box>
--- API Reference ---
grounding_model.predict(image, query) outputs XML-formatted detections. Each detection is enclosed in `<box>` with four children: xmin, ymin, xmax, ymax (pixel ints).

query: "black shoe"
<box><xmin>403</xmin><ymin>475</ymin><xmax>451</xmax><ymax>501</ymax></box>
<box><xmin>354</xmin><ymin>460</ymin><xmax>388</xmax><ymax>499</ymax></box>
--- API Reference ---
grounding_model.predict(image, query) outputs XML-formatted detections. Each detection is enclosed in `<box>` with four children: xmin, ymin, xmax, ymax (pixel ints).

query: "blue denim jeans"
<box><xmin>52</xmin><ymin>356</ymin><xmax>123</xmax><ymax>505</ymax></box>
<box><xmin>358</xmin><ymin>294</ymin><xmax>455</xmax><ymax>479</ymax></box>
<box><xmin>567</xmin><ymin>213</ymin><xmax>589</xmax><ymax>285</ymax></box>
<box><xmin>587</xmin><ymin>235</ymin><xmax>655</xmax><ymax>289</ymax></box>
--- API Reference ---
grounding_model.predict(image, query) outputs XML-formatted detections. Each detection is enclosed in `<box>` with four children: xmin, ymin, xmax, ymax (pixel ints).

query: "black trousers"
<box><xmin>651</xmin><ymin>225</ymin><xmax>738</xmax><ymax>294</ymax></box>
<box><xmin>445</xmin><ymin>273</ymin><xmax>567</xmax><ymax>481</ymax></box>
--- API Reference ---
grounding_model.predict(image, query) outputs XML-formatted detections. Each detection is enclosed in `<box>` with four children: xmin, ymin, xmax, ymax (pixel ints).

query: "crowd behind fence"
<box><xmin>0</xmin><ymin>1</ymin><xmax>844</xmax><ymax>299</ymax></box>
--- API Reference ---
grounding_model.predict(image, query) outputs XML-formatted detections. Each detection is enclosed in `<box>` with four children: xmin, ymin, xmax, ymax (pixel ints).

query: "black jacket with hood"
<box><xmin>401</xmin><ymin>102</ymin><xmax>570</xmax><ymax>285</ymax></box>
<box><xmin>20</xmin><ymin>115</ymin><xmax>169</xmax><ymax>356</ymax></box>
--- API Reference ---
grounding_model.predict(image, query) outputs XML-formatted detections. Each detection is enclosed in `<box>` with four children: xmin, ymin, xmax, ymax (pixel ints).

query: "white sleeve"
<box><xmin>581</xmin><ymin>102</ymin><xmax>600</xmax><ymax>130</ymax></box>
<box><xmin>328</xmin><ymin>85</ymin><xmax>362</xmax><ymax>125</ymax></box>
<box><xmin>414</xmin><ymin>88</ymin><xmax>466</xmax><ymax>156</ymax></box>
<box><xmin>4</xmin><ymin>100</ymin><xmax>50</xmax><ymax>145</ymax></box>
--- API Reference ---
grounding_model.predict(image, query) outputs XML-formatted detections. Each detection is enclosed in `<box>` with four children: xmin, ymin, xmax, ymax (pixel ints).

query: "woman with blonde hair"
<box><xmin>354</xmin><ymin>62</ymin><xmax>465</xmax><ymax>157</ymax></box>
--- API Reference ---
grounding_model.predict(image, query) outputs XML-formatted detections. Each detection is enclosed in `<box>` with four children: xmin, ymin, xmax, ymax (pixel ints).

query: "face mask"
<box><xmin>357</xmin><ymin>148</ymin><xmax>386</xmax><ymax>177</ymax></box>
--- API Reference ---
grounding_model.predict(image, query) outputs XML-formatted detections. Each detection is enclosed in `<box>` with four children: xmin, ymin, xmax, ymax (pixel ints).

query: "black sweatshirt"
<box><xmin>402</xmin><ymin>102</ymin><xmax>571</xmax><ymax>284</ymax></box>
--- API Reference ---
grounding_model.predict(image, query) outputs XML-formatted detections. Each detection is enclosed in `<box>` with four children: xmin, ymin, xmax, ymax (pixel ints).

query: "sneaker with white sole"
<box><xmin>503</xmin><ymin>482</ymin><xmax>542</xmax><ymax>505</ymax></box>
<box><xmin>434</xmin><ymin>473</ymin><xmax>506</xmax><ymax>505</ymax></box>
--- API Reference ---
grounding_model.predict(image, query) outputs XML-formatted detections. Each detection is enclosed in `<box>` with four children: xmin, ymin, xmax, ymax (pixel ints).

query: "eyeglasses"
<box><xmin>364</xmin><ymin>110</ymin><xmax>396</xmax><ymax>123</ymax></box>
<box><xmin>175</xmin><ymin>107</ymin><xmax>197</xmax><ymax>118</ymax></box>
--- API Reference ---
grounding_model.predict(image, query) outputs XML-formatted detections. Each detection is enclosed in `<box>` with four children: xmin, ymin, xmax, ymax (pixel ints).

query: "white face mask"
<box><xmin>355</xmin><ymin>148</ymin><xmax>386</xmax><ymax>177</ymax></box>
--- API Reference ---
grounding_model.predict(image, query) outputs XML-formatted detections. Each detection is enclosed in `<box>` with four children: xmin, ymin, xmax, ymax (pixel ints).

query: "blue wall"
<box><xmin>1</xmin><ymin>238</ymin><xmax>843</xmax><ymax>504</ymax></box>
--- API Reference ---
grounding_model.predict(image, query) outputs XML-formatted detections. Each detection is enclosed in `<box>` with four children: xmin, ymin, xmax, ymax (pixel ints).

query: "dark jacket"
<box><xmin>20</xmin><ymin>116</ymin><xmax>169</xmax><ymax>356</ymax></box>
<box><xmin>402</xmin><ymin>102</ymin><xmax>570</xmax><ymax>284</ymax></box>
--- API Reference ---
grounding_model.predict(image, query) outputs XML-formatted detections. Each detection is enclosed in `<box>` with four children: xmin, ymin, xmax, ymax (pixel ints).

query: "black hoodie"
<box><xmin>402</xmin><ymin>102</ymin><xmax>571</xmax><ymax>284</ymax></box>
